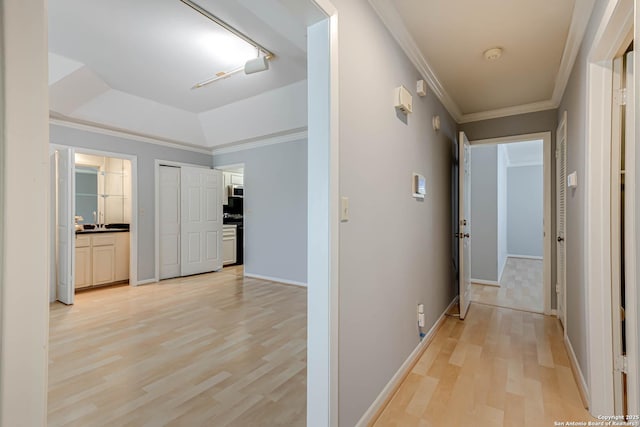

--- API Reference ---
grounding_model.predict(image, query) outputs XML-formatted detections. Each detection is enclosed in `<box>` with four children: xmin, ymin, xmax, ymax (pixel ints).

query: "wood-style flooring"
<box><xmin>48</xmin><ymin>266</ymin><xmax>307</xmax><ymax>427</ymax></box>
<box><xmin>373</xmin><ymin>303</ymin><xmax>594</xmax><ymax>427</ymax></box>
<box><xmin>471</xmin><ymin>257</ymin><xmax>544</xmax><ymax>313</ymax></box>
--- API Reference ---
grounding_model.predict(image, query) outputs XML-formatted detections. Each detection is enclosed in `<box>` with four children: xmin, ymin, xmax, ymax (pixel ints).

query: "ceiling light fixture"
<box><xmin>483</xmin><ymin>47</ymin><xmax>503</xmax><ymax>61</ymax></box>
<box><xmin>179</xmin><ymin>0</ymin><xmax>275</xmax><ymax>89</ymax></box>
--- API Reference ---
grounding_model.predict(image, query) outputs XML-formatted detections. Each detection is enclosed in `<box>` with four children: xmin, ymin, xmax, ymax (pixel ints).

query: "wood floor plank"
<box><xmin>373</xmin><ymin>304</ymin><xmax>596</xmax><ymax>427</ymax></box>
<box><xmin>48</xmin><ymin>266</ymin><xmax>306</xmax><ymax>426</ymax></box>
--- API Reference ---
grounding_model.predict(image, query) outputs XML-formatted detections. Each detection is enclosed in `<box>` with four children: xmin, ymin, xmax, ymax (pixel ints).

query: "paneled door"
<box><xmin>159</xmin><ymin>165</ymin><xmax>181</xmax><ymax>279</ymax></box>
<box><xmin>458</xmin><ymin>132</ymin><xmax>472</xmax><ymax>320</ymax></box>
<box><xmin>180</xmin><ymin>167</ymin><xmax>223</xmax><ymax>276</ymax></box>
<box><xmin>56</xmin><ymin>147</ymin><xmax>75</xmax><ymax>305</ymax></box>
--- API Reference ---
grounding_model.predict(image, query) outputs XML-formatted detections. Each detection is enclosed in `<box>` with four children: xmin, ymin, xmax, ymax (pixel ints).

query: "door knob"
<box><xmin>464</xmin><ymin>233</ymin><xmax>470</xmax><ymax>238</ymax></box>
<box><xmin>557</xmin><ymin>236</ymin><xmax>565</xmax><ymax>242</ymax></box>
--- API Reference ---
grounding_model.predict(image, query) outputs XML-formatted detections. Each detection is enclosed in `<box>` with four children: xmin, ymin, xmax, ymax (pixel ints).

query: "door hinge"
<box><xmin>615</xmin><ymin>88</ymin><xmax>628</xmax><ymax>106</ymax></box>
<box><xmin>615</xmin><ymin>355</ymin><xmax>628</xmax><ymax>374</ymax></box>
<box><xmin>556</xmin><ymin>284</ymin><xmax>560</xmax><ymax>294</ymax></box>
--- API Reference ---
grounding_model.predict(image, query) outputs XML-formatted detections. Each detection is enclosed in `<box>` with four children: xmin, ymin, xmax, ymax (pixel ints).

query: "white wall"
<box><xmin>470</xmin><ymin>145</ymin><xmax>498</xmax><ymax>282</ymax></box>
<box><xmin>213</xmin><ymin>139</ymin><xmax>308</xmax><ymax>285</ymax></box>
<box><xmin>333</xmin><ymin>0</ymin><xmax>456</xmax><ymax>425</ymax></box>
<box><xmin>199</xmin><ymin>81</ymin><xmax>307</xmax><ymax>147</ymax></box>
<box><xmin>507</xmin><ymin>165</ymin><xmax>543</xmax><ymax>257</ymax></box>
<box><xmin>497</xmin><ymin>145</ymin><xmax>508</xmax><ymax>279</ymax></box>
<box><xmin>1</xmin><ymin>1</ymin><xmax>50</xmax><ymax>423</ymax></box>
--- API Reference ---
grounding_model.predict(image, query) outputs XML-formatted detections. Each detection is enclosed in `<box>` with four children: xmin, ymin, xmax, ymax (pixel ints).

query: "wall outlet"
<box><xmin>417</xmin><ymin>304</ymin><xmax>425</xmax><ymax>327</ymax></box>
<box><xmin>340</xmin><ymin>196</ymin><xmax>349</xmax><ymax>222</ymax></box>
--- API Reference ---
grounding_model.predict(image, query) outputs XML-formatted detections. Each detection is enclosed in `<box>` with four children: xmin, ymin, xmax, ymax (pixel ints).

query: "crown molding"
<box><xmin>367</xmin><ymin>0</ymin><xmax>463</xmax><ymax>122</ymax></box>
<box><xmin>49</xmin><ymin>115</ymin><xmax>213</xmax><ymax>155</ymax></box>
<box><xmin>458</xmin><ymin>100</ymin><xmax>557</xmax><ymax>124</ymax></box>
<box><xmin>551</xmin><ymin>0</ymin><xmax>598</xmax><ymax>105</ymax></box>
<box><xmin>367</xmin><ymin>0</ymin><xmax>596</xmax><ymax>125</ymax></box>
<box><xmin>211</xmin><ymin>128</ymin><xmax>308</xmax><ymax>155</ymax></box>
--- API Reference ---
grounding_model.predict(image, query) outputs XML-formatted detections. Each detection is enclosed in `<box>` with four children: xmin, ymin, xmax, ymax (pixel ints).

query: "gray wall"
<box><xmin>50</xmin><ymin>124</ymin><xmax>213</xmax><ymax>281</ymax></box>
<box><xmin>557</xmin><ymin>0</ymin><xmax>609</xmax><ymax>385</ymax></box>
<box><xmin>460</xmin><ymin>109</ymin><xmax>558</xmax><ymax>308</ymax></box>
<box><xmin>507</xmin><ymin>165</ymin><xmax>543</xmax><ymax>257</ymax></box>
<box><xmin>333</xmin><ymin>0</ymin><xmax>456</xmax><ymax>424</ymax></box>
<box><xmin>470</xmin><ymin>145</ymin><xmax>498</xmax><ymax>281</ymax></box>
<box><xmin>213</xmin><ymin>140</ymin><xmax>307</xmax><ymax>284</ymax></box>
<box><xmin>497</xmin><ymin>146</ymin><xmax>508</xmax><ymax>278</ymax></box>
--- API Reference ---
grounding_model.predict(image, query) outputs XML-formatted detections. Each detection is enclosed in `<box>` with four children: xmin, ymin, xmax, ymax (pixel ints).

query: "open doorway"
<box><xmin>467</xmin><ymin>133</ymin><xmax>552</xmax><ymax>314</ymax></box>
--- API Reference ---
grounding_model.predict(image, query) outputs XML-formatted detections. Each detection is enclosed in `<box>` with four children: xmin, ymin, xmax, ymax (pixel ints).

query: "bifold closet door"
<box><xmin>56</xmin><ymin>148</ymin><xmax>75</xmax><ymax>305</ymax></box>
<box><xmin>180</xmin><ymin>167</ymin><xmax>223</xmax><ymax>276</ymax></box>
<box><xmin>159</xmin><ymin>165</ymin><xmax>181</xmax><ymax>280</ymax></box>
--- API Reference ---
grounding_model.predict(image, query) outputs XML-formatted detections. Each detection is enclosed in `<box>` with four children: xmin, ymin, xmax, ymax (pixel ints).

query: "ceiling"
<box><xmin>48</xmin><ymin>0</ymin><xmax>324</xmax><ymax>148</ymax></box>
<box><xmin>370</xmin><ymin>0</ymin><xmax>595</xmax><ymax>122</ymax></box>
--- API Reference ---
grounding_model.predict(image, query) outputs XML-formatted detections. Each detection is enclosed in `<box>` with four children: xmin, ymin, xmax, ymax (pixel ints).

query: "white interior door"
<box><xmin>458</xmin><ymin>131</ymin><xmax>472</xmax><ymax>319</ymax></box>
<box><xmin>624</xmin><ymin>50</ymin><xmax>639</xmax><ymax>416</ymax></box>
<box><xmin>556</xmin><ymin>111</ymin><xmax>568</xmax><ymax>329</ymax></box>
<box><xmin>159</xmin><ymin>165</ymin><xmax>181</xmax><ymax>280</ymax></box>
<box><xmin>180</xmin><ymin>167</ymin><xmax>223</xmax><ymax>276</ymax></box>
<box><xmin>56</xmin><ymin>148</ymin><xmax>75</xmax><ymax>305</ymax></box>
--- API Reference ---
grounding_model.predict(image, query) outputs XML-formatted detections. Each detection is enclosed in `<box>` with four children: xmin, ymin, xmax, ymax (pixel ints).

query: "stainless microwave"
<box><xmin>229</xmin><ymin>185</ymin><xmax>243</xmax><ymax>197</ymax></box>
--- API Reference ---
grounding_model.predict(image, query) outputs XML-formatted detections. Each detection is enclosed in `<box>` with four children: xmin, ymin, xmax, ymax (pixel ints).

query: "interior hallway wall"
<box><xmin>497</xmin><ymin>145</ymin><xmax>508</xmax><ymax>278</ymax></box>
<box><xmin>50</xmin><ymin>124</ymin><xmax>213</xmax><ymax>283</ymax></box>
<box><xmin>332</xmin><ymin>0</ymin><xmax>456</xmax><ymax>424</ymax></box>
<box><xmin>470</xmin><ymin>144</ymin><xmax>498</xmax><ymax>282</ymax></box>
<box><xmin>507</xmin><ymin>165</ymin><xmax>543</xmax><ymax>257</ymax></box>
<box><xmin>213</xmin><ymin>139</ymin><xmax>307</xmax><ymax>285</ymax></box>
<box><xmin>556</xmin><ymin>0</ymin><xmax>609</xmax><ymax>390</ymax></box>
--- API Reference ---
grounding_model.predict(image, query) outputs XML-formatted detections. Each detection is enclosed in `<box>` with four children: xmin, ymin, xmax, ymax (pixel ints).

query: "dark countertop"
<box><xmin>76</xmin><ymin>228</ymin><xmax>129</xmax><ymax>234</ymax></box>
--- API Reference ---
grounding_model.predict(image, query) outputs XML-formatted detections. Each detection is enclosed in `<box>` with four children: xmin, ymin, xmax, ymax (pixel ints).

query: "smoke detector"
<box><xmin>483</xmin><ymin>47</ymin><xmax>503</xmax><ymax>61</ymax></box>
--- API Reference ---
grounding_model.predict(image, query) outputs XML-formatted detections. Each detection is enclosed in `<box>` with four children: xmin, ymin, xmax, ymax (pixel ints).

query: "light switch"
<box><xmin>340</xmin><ymin>197</ymin><xmax>349</xmax><ymax>222</ymax></box>
<box><xmin>567</xmin><ymin>171</ymin><xmax>578</xmax><ymax>188</ymax></box>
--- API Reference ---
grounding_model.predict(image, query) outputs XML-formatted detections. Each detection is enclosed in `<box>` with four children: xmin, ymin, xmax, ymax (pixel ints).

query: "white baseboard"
<box><xmin>354</xmin><ymin>296</ymin><xmax>459</xmax><ymax>427</ymax></box>
<box><xmin>507</xmin><ymin>254</ymin><xmax>543</xmax><ymax>260</ymax></box>
<box><xmin>550</xmin><ymin>309</ymin><xmax>558</xmax><ymax>316</ymax></box>
<box><xmin>136</xmin><ymin>278</ymin><xmax>157</xmax><ymax>286</ymax></box>
<box><xmin>564</xmin><ymin>335</ymin><xmax>590</xmax><ymax>409</ymax></box>
<box><xmin>243</xmin><ymin>272</ymin><xmax>307</xmax><ymax>287</ymax></box>
<box><xmin>471</xmin><ymin>278</ymin><xmax>500</xmax><ymax>287</ymax></box>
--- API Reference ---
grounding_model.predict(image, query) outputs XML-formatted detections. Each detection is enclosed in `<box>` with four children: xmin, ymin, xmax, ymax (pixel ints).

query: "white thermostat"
<box><xmin>394</xmin><ymin>85</ymin><xmax>413</xmax><ymax>114</ymax></box>
<box><xmin>413</xmin><ymin>173</ymin><xmax>426</xmax><ymax>199</ymax></box>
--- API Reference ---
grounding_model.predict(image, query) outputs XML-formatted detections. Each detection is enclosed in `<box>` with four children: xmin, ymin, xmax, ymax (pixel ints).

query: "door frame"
<box><xmin>556</xmin><ymin>111</ymin><xmax>568</xmax><ymax>331</ymax></box>
<box><xmin>51</xmin><ymin>144</ymin><xmax>139</xmax><ymax>287</ymax></box>
<box><xmin>584</xmin><ymin>0</ymin><xmax>637</xmax><ymax>416</ymax></box>
<box><xmin>470</xmin><ymin>132</ymin><xmax>553</xmax><ymax>315</ymax></box>
<box><xmin>153</xmin><ymin>159</ymin><xmax>212</xmax><ymax>283</ymax></box>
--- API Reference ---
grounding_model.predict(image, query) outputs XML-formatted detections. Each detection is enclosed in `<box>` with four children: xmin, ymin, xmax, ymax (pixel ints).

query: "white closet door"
<box><xmin>180</xmin><ymin>167</ymin><xmax>223</xmax><ymax>276</ymax></box>
<box><xmin>159</xmin><ymin>165</ymin><xmax>181</xmax><ymax>280</ymax></box>
<box><xmin>458</xmin><ymin>131</ymin><xmax>472</xmax><ymax>320</ymax></box>
<box><xmin>56</xmin><ymin>148</ymin><xmax>75</xmax><ymax>305</ymax></box>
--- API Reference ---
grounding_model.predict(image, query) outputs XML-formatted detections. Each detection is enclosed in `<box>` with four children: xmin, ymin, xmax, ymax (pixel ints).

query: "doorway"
<box><xmin>50</xmin><ymin>145</ymin><xmax>138</xmax><ymax>304</ymax></box>
<box><xmin>467</xmin><ymin>132</ymin><xmax>552</xmax><ymax>315</ymax></box>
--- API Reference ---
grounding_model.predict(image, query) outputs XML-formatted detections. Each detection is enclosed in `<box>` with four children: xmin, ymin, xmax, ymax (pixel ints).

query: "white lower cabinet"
<box><xmin>223</xmin><ymin>225</ymin><xmax>237</xmax><ymax>266</ymax></box>
<box><xmin>75</xmin><ymin>232</ymin><xmax>129</xmax><ymax>289</ymax></box>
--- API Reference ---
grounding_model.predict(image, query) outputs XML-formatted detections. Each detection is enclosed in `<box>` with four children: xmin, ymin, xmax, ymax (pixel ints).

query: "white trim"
<box><xmin>50</xmin><ymin>117</ymin><xmax>213</xmax><ymax>155</ymax></box>
<box><xmin>243</xmin><ymin>272</ymin><xmax>307</xmax><ymax>287</ymax></box>
<box><xmin>551</xmin><ymin>309</ymin><xmax>558</xmax><ymax>316</ymax></box>
<box><xmin>470</xmin><ymin>132</ymin><xmax>552</xmax><ymax>315</ymax></box>
<box><xmin>507</xmin><ymin>161</ymin><xmax>543</xmax><ymax>168</ymax></box>
<box><xmin>354</xmin><ymin>297</ymin><xmax>459</xmax><ymax>427</ymax></box>
<box><xmin>366</xmin><ymin>1</ymin><xmax>595</xmax><ymax>124</ymax></box>
<box><xmin>135</xmin><ymin>278</ymin><xmax>157</xmax><ymax>285</ymax></box>
<box><xmin>471</xmin><ymin>279</ymin><xmax>500</xmax><ymax>287</ymax></box>
<box><xmin>306</xmin><ymin>7</ymin><xmax>340</xmax><ymax>426</ymax></box>
<box><xmin>584</xmin><ymin>0</ymin><xmax>634</xmax><ymax>416</ymax></box>
<box><xmin>459</xmin><ymin>101</ymin><xmax>557</xmax><ymax>124</ymax></box>
<box><xmin>507</xmin><ymin>254</ymin><xmax>544</xmax><ymax>260</ymax></box>
<box><xmin>565</xmin><ymin>335</ymin><xmax>591</xmax><ymax>409</ymax></box>
<box><xmin>366</xmin><ymin>0</ymin><xmax>463</xmax><ymax>122</ymax></box>
<box><xmin>211</xmin><ymin>130</ymin><xmax>308</xmax><ymax>155</ymax></box>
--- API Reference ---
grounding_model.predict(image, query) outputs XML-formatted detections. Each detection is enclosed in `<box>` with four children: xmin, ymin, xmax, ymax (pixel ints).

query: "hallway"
<box><xmin>373</xmin><ymin>304</ymin><xmax>592</xmax><ymax>427</ymax></box>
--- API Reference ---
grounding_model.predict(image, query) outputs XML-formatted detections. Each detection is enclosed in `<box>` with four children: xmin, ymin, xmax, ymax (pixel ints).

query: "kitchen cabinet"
<box><xmin>223</xmin><ymin>225</ymin><xmax>237</xmax><ymax>265</ymax></box>
<box><xmin>75</xmin><ymin>232</ymin><xmax>129</xmax><ymax>289</ymax></box>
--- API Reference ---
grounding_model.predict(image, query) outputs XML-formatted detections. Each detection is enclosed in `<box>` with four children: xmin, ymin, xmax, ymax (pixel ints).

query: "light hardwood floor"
<box><xmin>48</xmin><ymin>266</ymin><xmax>307</xmax><ymax>427</ymax></box>
<box><xmin>373</xmin><ymin>303</ymin><xmax>594</xmax><ymax>427</ymax></box>
<box><xmin>471</xmin><ymin>258</ymin><xmax>544</xmax><ymax>313</ymax></box>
